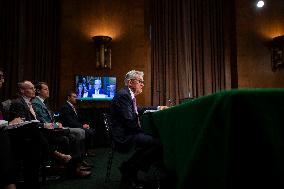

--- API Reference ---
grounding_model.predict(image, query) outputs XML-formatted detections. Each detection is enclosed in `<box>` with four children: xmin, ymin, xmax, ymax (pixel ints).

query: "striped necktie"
<box><xmin>44</xmin><ymin>102</ymin><xmax>54</xmax><ymax>121</ymax></box>
<box><xmin>132</xmin><ymin>97</ymin><xmax>138</xmax><ymax>114</ymax></box>
<box><xmin>71</xmin><ymin>105</ymin><xmax>77</xmax><ymax>115</ymax></box>
<box><xmin>132</xmin><ymin>97</ymin><xmax>141</xmax><ymax>127</ymax></box>
<box><xmin>28</xmin><ymin>102</ymin><xmax>37</xmax><ymax>119</ymax></box>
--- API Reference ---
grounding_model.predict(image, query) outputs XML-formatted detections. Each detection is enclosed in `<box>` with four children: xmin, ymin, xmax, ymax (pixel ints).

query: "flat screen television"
<box><xmin>75</xmin><ymin>75</ymin><xmax>116</xmax><ymax>101</ymax></box>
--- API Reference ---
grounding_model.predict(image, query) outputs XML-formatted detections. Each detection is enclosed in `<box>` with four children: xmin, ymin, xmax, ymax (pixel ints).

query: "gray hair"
<box><xmin>124</xmin><ymin>70</ymin><xmax>144</xmax><ymax>86</ymax></box>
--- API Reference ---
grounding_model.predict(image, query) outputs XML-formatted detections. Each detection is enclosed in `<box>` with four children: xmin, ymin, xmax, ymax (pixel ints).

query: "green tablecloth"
<box><xmin>141</xmin><ymin>89</ymin><xmax>284</xmax><ymax>189</ymax></box>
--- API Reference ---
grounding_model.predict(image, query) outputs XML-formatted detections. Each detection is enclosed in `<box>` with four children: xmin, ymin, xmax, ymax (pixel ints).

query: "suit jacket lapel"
<box><xmin>67</xmin><ymin>103</ymin><xmax>78</xmax><ymax>117</ymax></box>
<box><xmin>125</xmin><ymin>87</ymin><xmax>136</xmax><ymax>113</ymax></box>
<box><xmin>35</xmin><ymin>97</ymin><xmax>53</xmax><ymax>121</ymax></box>
<box><xmin>20</xmin><ymin>97</ymin><xmax>34</xmax><ymax>120</ymax></box>
<box><xmin>123</xmin><ymin>87</ymin><xmax>137</xmax><ymax>117</ymax></box>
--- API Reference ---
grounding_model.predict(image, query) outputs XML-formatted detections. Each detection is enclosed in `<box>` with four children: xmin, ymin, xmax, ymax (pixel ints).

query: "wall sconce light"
<box><xmin>265</xmin><ymin>35</ymin><xmax>284</xmax><ymax>71</ymax></box>
<box><xmin>92</xmin><ymin>35</ymin><xmax>112</xmax><ymax>69</ymax></box>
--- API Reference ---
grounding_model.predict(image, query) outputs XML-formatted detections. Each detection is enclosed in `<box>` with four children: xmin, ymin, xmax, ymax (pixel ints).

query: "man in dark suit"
<box><xmin>87</xmin><ymin>78</ymin><xmax>106</xmax><ymax>98</ymax></box>
<box><xmin>59</xmin><ymin>91</ymin><xmax>96</xmax><ymax>157</ymax></box>
<box><xmin>110</xmin><ymin>70</ymin><xmax>168</xmax><ymax>185</ymax></box>
<box><xmin>8</xmin><ymin>81</ymin><xmax>74</xmax><ymax>188</ymax></box>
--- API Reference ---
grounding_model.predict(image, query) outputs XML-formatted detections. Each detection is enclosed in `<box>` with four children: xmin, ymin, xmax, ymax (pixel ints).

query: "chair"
<box><xmin>102</xmin><ymin>113</ymin><xmax>114</xmax><ymax>183</ymax></box>
<box><xmin>2</xmin><ymin>99</ymin><xmax>51</xmax><ymax>185</ymax></box>
<box><xmin>103</xmin><ymin>113</ymin><xmax>134</xmax><ymax>183</ymax></box>
<box><xmin>1</xmin><ymin>99</ymin><xmax>11</xmax><ymax>120</ymax></box>
<box><xmin>103</xmin><ymin>113</ymin><xmax>166</xmax><ymax>189</ymax></box>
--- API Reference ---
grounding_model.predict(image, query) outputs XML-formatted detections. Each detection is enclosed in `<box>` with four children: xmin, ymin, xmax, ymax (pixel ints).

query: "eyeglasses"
<box><xmin>132</xmin><ymin>79</ymin><xmax>145</xmax><ymax>85</ymax></box>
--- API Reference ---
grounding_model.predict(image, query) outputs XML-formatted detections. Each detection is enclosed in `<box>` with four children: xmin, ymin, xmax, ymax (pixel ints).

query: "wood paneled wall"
<box><xmin>58</xmin><ymin>0</ymin><xmax>284</xmax><ymax>109</ymax></box>
<box><xmin>235</xmin><ymin>0</ymin><xmax>284</xmax><ymax>88</ymax></box>
<box><xmin>59</xmin><ymin>0</ymin><xmax>151</xmax><ymax>108</ymax></box>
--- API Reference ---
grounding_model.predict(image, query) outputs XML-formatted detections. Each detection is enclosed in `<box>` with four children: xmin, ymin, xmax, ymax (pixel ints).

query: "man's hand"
<box><xmin>83</xmin><ymin>124</ymin><xmax>90</xmax><ymax>129</ymax></box>
<box><xmin>8</xmin><ymin>117</ymin><xmax>23</xmax><ymax>125</ymax></box>
<box><xmin>57</xmin><ymin>122</ymin><xmax>63</xmax><ymax>128</ymax></box>
<box><xmin>159</xmin><ymin>106</ymin><xmax>168</xmax><ymax>110</ymax></box>
<box><xmin>44</xmin><ymin>123</ymin><xmax>54</xmax><ymax>129</ymax></box>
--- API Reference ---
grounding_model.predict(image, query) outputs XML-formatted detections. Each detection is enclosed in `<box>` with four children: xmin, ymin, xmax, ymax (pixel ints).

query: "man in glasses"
<box><xmin>110</xmin><ymin>70</ymin><xmax>168</xmax><ymax>187</ymax></box>
<box><xmin>0</xmin><ymin>68</ymin><xmax>17</xmax><ymax>189</ymax></box>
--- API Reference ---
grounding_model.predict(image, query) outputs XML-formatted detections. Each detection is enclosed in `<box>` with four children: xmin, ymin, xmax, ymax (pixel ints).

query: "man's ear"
<box><xmin>127</xmin><ymin>79</ymin><xmax>132</xmax><ymax>87</ymax></box>
<box><xmin>20</xmin><ymin>88</ymin><xmax>24</xmax><ymax>94</ymax></box>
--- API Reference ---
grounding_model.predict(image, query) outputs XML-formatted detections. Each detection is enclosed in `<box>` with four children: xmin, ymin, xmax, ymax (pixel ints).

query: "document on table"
<box><xmin>143</xmin><ymin>110</ymin><xmax>159</xmax><ymax>114</ymax></box>
<box><xmin>0</xmin><ymin>120</ymin><xmax>8</xmax><ymax>129</ymax></box>
<box><xmin>3</xmin><ymin>120</ymin><xmax>40</xmax><ymax>130</ymax></box>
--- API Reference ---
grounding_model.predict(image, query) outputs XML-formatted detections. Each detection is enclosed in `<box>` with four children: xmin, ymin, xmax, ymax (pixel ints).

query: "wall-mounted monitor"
<box><xmin>75</xmin><ymin>75</ymin><xmax>116</xmax><ymax>101</ymax></box>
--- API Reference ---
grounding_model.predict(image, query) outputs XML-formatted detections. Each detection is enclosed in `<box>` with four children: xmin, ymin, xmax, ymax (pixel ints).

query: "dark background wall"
<box><xmin>58</xmin><ymin>0</ymin><xmax>151</xmax><ymax>109</ymax></box>
<box><xmin>58</xmin><ymin>0</ymin><xmax>284</xmax><ymax>109</ymax></box>
<box><xmin>1</xmin><ymin>0</ymin><xmax>284</xmax><ymax>108</ymax></box>
<box><xmin>235</xmin><ymin>0</ymin><xmax>284</xmax><ymax>88</ymax></box>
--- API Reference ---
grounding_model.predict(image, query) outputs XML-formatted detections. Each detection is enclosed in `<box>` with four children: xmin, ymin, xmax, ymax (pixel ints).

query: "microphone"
<box><xmin>168</xmin><ymin>98</ymin><xmax>175</xmax><ymax>106</ymax></box>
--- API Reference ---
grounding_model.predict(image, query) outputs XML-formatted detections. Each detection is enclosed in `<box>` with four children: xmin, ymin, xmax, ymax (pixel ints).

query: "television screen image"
<box><xmin>75</xmin><ymin>76</ymin><xmax>116</xmax><ymax>101</ymax></box>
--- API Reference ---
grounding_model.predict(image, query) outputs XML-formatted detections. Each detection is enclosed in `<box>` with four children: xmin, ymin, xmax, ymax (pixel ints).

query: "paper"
<box><xmin>143</xmin><ymin>110</ymin><xmax>159</xmax><ymax>114</ymax></box>
<box><xmin>0</xmin><ymin>120</ymin><xmax>8</xmax><ymax>129</ymax></box>
<box><xmin>4</xmin><ymin>120</ymin><xmax>40</xmax><ymax>130</ymax></box>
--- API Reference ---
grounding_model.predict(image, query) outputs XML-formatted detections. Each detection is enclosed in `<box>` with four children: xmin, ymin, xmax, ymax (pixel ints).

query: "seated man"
<box><xmin>8</xmin><ymin>80</ymin><xmax>71</xmax><ymax>188</ymax></box>
<box><xmin>88</xmin><ymin>78</ymin><xmax>106</xmax><ymax>98</ymax></box>
<box><xmin>32</xmin><ymin>82</ymin><xmax>91</xmax><ymax>177</ymax></box>
<box><xmin>32</xmin><ymin>82</ymin><xmax>85</xmax><ymax>157</ymax></box>
<box><xmin>59</xmin><ymin>91</ymin><xmax>96</xmax><ymax>157</ymax></box>
<box><xmin>110</xmin><ymin>70</ymin><xmax>168</xmax><ymax>186</ymax></box>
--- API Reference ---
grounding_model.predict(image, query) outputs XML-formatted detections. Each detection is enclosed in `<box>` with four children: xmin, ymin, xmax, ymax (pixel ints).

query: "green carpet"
<box><xmin>41</xmin><ymin>148</ymin><xmax>130</xmax><ymax>189</ymax></box>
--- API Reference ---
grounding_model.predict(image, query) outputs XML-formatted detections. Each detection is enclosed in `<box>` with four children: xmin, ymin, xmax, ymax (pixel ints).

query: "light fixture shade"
<box><xmin>92</xmin><ymin>36</ymin><xmax>112</xmax><ymax>69</ymax></box>
<box><xmin>265</xmin><ymin>35</ymin><xmax>284</xmax><ymax>71</ymax></box>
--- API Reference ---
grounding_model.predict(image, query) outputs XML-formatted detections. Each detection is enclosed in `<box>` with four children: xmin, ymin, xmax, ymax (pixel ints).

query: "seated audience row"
<box><xmin>0</xmin><ymin>70</ymin><xmax>96</xmax><ymax>189</ymax></box>
<box><xmin>32</xmin><ymin>82</ymin><xmax>94</xmax><ymax>177</ymax></box>
<box><xmin>1</xmin><ymin>68</ymin><xmax>171</xmax><ymax>189</ymax></box>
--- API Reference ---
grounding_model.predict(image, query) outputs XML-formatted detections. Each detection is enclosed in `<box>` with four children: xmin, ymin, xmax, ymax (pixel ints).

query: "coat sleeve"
<box><xmin>137</xmin><ymin>106</ymin><xmax>158</xmax><ymax>116</ymax></box>
<box><xmin>112</xmin><ymin>93</ymin><xmax>143</xmax><ymax>132</ymax></box>
<box><xmin>9</xmin><ymin>101</ymin><xmax>28</xmax><ymax>121</ymax></box>
<box><xmin>32</xmin><ymin>102</ymin><xmax>50</xmax><ymax>123</ymax></box>
<box><xmin>59</xmin><ymin>106</ymin><xmax>82</xmax><ymax>128</ymax></box>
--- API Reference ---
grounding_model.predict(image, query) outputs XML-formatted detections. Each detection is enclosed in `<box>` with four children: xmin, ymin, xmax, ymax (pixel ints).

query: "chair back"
<box><xmin>103</xmin><ymin>112</ymin><xmax>136</xmax><ymax>183</ymax></box>
<box><xmin>102</xmin><ymin>113</ymin><xmax>115</xmax><ymax>150</ymax></box>
<box><xmin>1</xmin><ymin>99</ymin><xmax>12</xmax><ymax>120</ymax></box>
<box><xmin>102</xmin><ymin>112</ymin><xmax>133</xmax><ymax>153</ymax></box>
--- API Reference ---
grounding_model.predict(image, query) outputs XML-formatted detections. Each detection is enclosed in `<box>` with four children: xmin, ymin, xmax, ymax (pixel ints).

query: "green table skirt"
<box><xmin>141</xmin><ymin>88</ymin><xmax>284</xmax><ymax>189</ymax></box>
